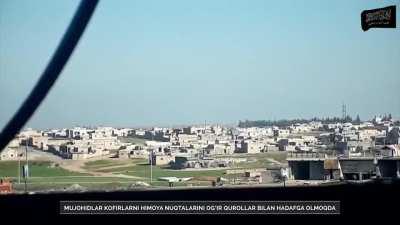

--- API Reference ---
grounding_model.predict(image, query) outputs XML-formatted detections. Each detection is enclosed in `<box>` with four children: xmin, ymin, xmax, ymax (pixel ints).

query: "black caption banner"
<box><xmin>60</xmin><ymin>201</ymin><xmax>340</xmax><ymax>215</ymax></box>
<box><xmin>361</xmin><ymin>5</ymin><xmax>396</xmax><ymax>31</ymax></box>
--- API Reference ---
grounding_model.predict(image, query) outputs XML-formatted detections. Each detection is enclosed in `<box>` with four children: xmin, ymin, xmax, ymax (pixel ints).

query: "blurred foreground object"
<box><xmin>0</xmin><ymin>178</ymin><xmax>13</xmax><ymax>194</ymax></box>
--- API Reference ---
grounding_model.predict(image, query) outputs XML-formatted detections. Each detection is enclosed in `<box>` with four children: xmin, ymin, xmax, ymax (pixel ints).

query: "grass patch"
<box><xmin>12</xmin><ymin>180</ymin><xmax>212</xmax><ymax>192</ymax></box>
<box><xmin>216</xmin><ymin>152</ymin><xmax>287</xmax><ymax>164</ymax></box>
<box><xmin>0</xmin><ymin>161</ymin><xmax>89</xmax><ymax>178</ymax></box>
<box><xmin>22</xmin><ymin>176</ymin><xmax>139</xmax><ymax>183</ymax></box>
<box><xmin>234</xmin><ymin>160</ymin><xmax>272</xmax><ymax>169</ymax></box>
<box><xmin>12</xmin><ymin>182</ymin><xmax>135</xmax><ymax>192</ymax></box>
<box><xmin>83</xmin><ymin>160</ymin><xmax>125</xmax><ymax>169</ymax></box>
<box><xmin>262</xmin><ymin>152</ymin><xmax>288</xmax><ymax>163</ymax></box>
<box><xmin>123</xmin><ymin>164</ymin><xmax>226</xmax><ymax>180</ymax></box>
<box><xmin>83</xmin><ymin>159</ymin><xmax>147</xmax><ymax>172</ymax></box>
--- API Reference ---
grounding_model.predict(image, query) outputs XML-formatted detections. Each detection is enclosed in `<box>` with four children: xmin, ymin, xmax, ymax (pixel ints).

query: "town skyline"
<box><xmin>1</xmin><ymin>0</ymin><xmax>399</xmax><ymax>130</ymax></box>
<box><xmin>2</xmin><ymin>109</ymin><xmax>399</xmax><ymax>192</ymax></box>
<box><xmin>19</xmin><ymin>112</ymin><xmax>399</xmax><ymax>131</ymax></box>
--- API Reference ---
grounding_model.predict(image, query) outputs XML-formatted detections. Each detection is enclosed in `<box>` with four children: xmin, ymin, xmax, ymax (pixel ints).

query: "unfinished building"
<box><xmin>287</xmin><ymin>151</ymin><xmax>400</xmax><ymax>181</ymax></box>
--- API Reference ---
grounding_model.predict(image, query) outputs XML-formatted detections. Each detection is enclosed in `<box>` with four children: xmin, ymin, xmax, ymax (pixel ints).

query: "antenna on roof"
<box><xmin>342</xmin><ymin>102</ymin><xmax>347</xmax><ymax>122</ymax></box>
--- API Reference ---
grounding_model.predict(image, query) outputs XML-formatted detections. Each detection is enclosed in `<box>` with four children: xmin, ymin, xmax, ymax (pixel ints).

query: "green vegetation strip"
<box><xmin>22</xmin><ymin>176</ymin><xmax>139</xmax><ymax>183</ymax></box>
<box><xmin>12</xmin><ymin>180</ymin><xmax>212</xmax><ymax>192</ymax></box>
<box><xmin>123</xmin><ymin>164</ymin><xmax>226</xmax><ymax>180</ymax></box>
<box><xmin>82</xmin><ymin>159</ymin><xmax>146</xmax><ymax>171</ymax></box>
<box><xmin>0</xmin><ymin>161</ymin><xmax>90</xmax><ymax>177</ymax></box>
<box><xmin>82</xmin><ymin>160</ymin><xmax>126</xmax><ymax>169</ymax></box>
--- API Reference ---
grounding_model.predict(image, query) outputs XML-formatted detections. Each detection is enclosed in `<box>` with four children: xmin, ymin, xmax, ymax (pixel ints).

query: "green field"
<box><xmin>1</xmin><ymin>159</ymin><xmax>222</xmax><ymax>191</ymax></box>
<box><xmin>12</xmin><ymin>180</ymin><xmax>210</xmax><ymax>192</ymax></box>
<box><xmin>212</xmin><ymin>152</ymin><xmax>287</xmax><ymax>170</ymax></box>
<box><xmin>122</xmin><ymin>163</ymin><xmax>226</xmax><ymax>180</ymax></box>
<box><xmin>1</xmin><ymin>151</ymin><xmax>288</xmax><ymax>192</ymax></box>
<box><xmin>82</xmin><ymin>159</ymin><xmax>127</xmax><ymax>170</ymax></box>
<box><xmin>83</xmin><ymin>158</ymin><xmax>146</xmax><ymax>172</ymax></box>
<box><xmin>0</xmin><ymin>161</ymin><xmax>89</xmax><ymax>178</ymax></box>
<box><xmin>1</xmin><ymin>160</ymin><xmax>143</xmax><ymax>192</ymax></box>
<box><xmin>24</xmin><ymin>176</ymin><xmax>139</xmax><ymax>183</ymax></box>
<box><xmin>263</xmin><ymin>152</ymin><xmax>288</xmax><ymax>163</ymax></box>
<box><xmin>83</xmin><ymin>159</ymin><xmax>227</xmax><ymax>181</ymax></box>
<box><xmin>12</xmin><ymin>182</ymin><xmax>131</xmax><ymax>191</ymax></box>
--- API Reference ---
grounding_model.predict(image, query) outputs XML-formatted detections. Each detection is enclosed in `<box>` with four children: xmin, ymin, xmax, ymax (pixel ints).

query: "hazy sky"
<box><xmin>1</xmin><ymin>0</ymin><xmax>399</xmax><ymax>129</ymax></box>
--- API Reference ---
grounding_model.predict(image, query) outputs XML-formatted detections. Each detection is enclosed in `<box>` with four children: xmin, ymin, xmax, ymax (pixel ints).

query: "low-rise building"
<box><xmin>172</xmin><ymin>156</ymin><xmax>233</xmax><ymax>169</ymax></box>
<box><xmin>0</xmin><ymin>139</ymin><xmax>22</xmax><ymax>161</ymax></box>
<box><xmin>151</xmin><ymin>154</ymin><xmax>174</xmax><ymax>166</ymax></box>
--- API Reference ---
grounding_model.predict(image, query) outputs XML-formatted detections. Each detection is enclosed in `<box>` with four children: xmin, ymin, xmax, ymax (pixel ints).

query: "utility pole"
<box><xmin>150</xmin><ymin>149</ymin><xmax>153</xmax><ymax>184</ymax></box>
<box><xmin>281</xmin><ymin>167</ymin><xmax>287</xmax><ymax>188</ymax></box>
<box><xmin>24</xmin><ymin>140</ymin><xmax>28</xmax><ymax>193</ymax></box>
<box><xmin>150</xmin><ymin>134</ymin><xmax>154</xmax><ymax>185</ymax></box>
<box><xmin>342</xmin><ymin>102</ymin><xmax>347</xmax><ymax>122</ymax></box>
<box><xmin>18</xmin><ymin>152</ymin><xmax>21</xmax><ymax>184</ymax></box>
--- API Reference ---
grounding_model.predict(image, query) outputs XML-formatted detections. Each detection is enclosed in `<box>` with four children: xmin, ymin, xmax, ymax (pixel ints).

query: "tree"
<box><xmin>344</xmin><ymin>115</ymin><xmax>352</xmax><ymax>123</ymax></box>
<box><xmin>354</xmin><ymin>114</ymin><xmax>361</xmax><ymax>124</ymax></box>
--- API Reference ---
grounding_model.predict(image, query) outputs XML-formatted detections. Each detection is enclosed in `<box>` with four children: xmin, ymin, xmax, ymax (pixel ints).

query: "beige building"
<box><xmin>29</xmin><ymin>136</ymin><xmax>49</xmax><ymax>150</ymax></box>
<box><xmin>118</xmin><ymin>145</ymin><xmax>148</xmax><ymax>159</ymax></box>
<box><xmin>213</xmin><ymin>143</ymin><xmax>235</xmax><ymax>155</ymax></box>
<box><xmin>59</xmin><ymin>139</ymin><xmax>112</xmax><ymax>160</ymax></box>
<box><xmin>151</xmin><ymin>154</ymin><xmax>174</xmax><ymax>166</ymax></box>
<box><xmin>0</xmin><ymin>139</ymin><xmax>22</xmax><ymax>161</ymax></box>
<box><xmin>178</xmin><ymin>134</ymin><xmax>199</xmax><ymax>147</ymax></box>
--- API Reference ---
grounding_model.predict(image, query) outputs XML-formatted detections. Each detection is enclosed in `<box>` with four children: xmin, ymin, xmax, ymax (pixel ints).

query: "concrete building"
<box><xmin>234</xmin><ymin>140</ymin><xmax>264</xmax><ymax>153</ymax></box>
<box><xmin>112</xmin><ymin>128</ymin><xmax>133</xmax><ymax>137</ymax></box>
<box><xmin>59</xmin><ymin>142</ymin><xmax>110</xmax><ymax>160</ymax></box>
<box><xmin>66</xmin><ymin>127</ymin><xmax>92</xmax><ymax>139</ymax></box>
<box><xmin>0</xmin><ymin>139</ymin><xmax>21</xmax><ymax>161</ymax></box>
<box><xmin>118</xmin><ymin>145</ymin><xmax>148</xmax><ymax>159</ymax></box>
<box><xmin>378</xmin><ymin>145</ymin><xmax>400</xmax><ymax>157</ymax></box>
<box><xmin>212</xmin><ymin>143</ymin><xmax>235</xmax><ymax>155</ymax></box>
<box><xmin>151</xmin><ymin>154</ymin><xmax>174</xmax><ymax>166</ymax></box>
<box><xmin>273</xmin><ymin>128</ymin><xmax>290</xmax><ymax>137</ymax></box>
<box><xmin>56</xmin><ymin>136</ymin><xmax>118</xmax><ymax>160</ymax></box>
<box><xmin>172</xmin><ymin>156</ymin><xmax>233</xmax><ymax>169</ymax></box>
<box><xmin>177</xmin><ymin>134</ymin><xmax>199</xmax><ymax>147</ymax></box>
<box><xmin>287</xmin><ymin>150</ymin><xmax>400</xmax><ymax>181</ymax></box>
<box><xmin>290</xmin><ymin>123</ymin><xmax>313</xmax><ymax>133</ymax></box>
<box><xmin>29</xmin><ymin>136</ymin><xmax>49</xmax><ymax>150</ymax></box>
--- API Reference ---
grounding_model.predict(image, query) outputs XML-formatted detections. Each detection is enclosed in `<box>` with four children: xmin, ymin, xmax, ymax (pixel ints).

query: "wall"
<box><xmin>288</xmin><ymin>161</ymin><xmax>310</xmax><ymax>180</ymax></box>
<box><xmin>378</xmin><ymin>160</ymin><xmax>399</xmax><ymax>178</ymax></box>
<box><xmin>309</xmin><ymin>161</ymin><xmax>325</xmax><ymax>180</ymax></box>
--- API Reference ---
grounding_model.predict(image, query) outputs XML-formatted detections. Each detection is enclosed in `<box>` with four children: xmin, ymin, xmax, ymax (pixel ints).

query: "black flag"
<box><xmin>361</xmin><ymin>5</ymin><xmax>396</xmax><ymax>31</ymax></box>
